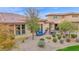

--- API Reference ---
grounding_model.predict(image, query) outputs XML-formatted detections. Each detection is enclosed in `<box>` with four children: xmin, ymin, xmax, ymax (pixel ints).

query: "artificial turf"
<box><xmin>57</xmin><ymin>45</ymin><xmax>79</xmax><ymax>51</ymax></box>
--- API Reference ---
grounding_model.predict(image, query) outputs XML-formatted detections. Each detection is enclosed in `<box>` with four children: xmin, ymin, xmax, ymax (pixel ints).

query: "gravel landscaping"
<box><xmin>11</xmin><ymin>34</ymin><xmax>79</xmax><ymax>51</ymax></box>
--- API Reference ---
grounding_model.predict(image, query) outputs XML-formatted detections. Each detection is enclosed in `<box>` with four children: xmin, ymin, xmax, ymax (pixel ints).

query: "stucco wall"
<box><xmin>47</xmin><ymin>14</ymin><xmax>79</xmax><ymax>22</ymax></box>
<box><xmin>47</xmin><ymin>14</ymin><xmax>79</xmax><ymax>31</ymax></box>
<box><xmin>15</xmin><ymin>24</ymin><xmax>32</xmax><ymax>39</ymax></box>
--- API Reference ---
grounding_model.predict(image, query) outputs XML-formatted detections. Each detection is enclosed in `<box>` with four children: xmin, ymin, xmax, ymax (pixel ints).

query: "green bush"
<box><xmin>65</xmin><ymin>34</ymin><xmax>70</xmax><ymax>37</ymax></box>
<box><xmin>52</xmin><ymin>33</ymin><xmax>56</xmax><ymax>37</ymax></box>
<box><xmin>38</xmin><ymin>38</ymin><xmax>45</xmax><ymax>47</ymax></box>
<box><xmin>53</xmin><ymin>37</ymin><xmax>57</xmax><ymax>43</ymax></box>
<box><xmin>71</xmin><ymin>34</ymin><xmax>77</xmax><ymax>38</ymax></box>
<box><xmin>46</xmin><ymin>36</ymin><xmax>51</xmax><ymax>39</ymax></box>
<box><xmin>63</xmin><ymin>35</ymin><xmax>66</xmax><ymax>38</ymax></box>
<box><xmin>57</xmin><ymin>34</ymin><xmax>61</xmax><ymax>40</ymax></box>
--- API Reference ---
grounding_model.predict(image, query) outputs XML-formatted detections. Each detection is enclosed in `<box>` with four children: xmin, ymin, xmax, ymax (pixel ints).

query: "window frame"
<box><xmin>53</xmin><ymin>16</ymin><xmax>58</xmax><ymax>19</ymax></box>
<box><xmin>15</xmin><ymin>24</ymin><xmax>26</xmax><ymax>35</ymax></box>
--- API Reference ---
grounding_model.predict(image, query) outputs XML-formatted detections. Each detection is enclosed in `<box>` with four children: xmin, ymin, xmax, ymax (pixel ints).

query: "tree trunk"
<box><xmin>32</xmin><ymin>33</ymin><xmax>34</xmax><ymax>40</ymax></box>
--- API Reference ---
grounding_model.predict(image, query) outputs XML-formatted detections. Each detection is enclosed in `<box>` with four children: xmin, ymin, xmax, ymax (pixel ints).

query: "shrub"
<box><xmin>63</xmin><ymin>35</ymin><xmax>66</xmax><ymax>38</ymax></box>
<box><xmin>46</xmin><ymin>36</ymin><xmax>51</xmax><ymax>40</ymax></box>
<box><xmin>52</xmin><ymin>32</ymin><xmax>56</xmax><ymax>37</ymax></box>
<box><xmin>65</xmin><ymin>34</ymin><xmax>70</xmax><ymax>37</ymax></box>
<box><xmin>0</xmin><ymin>39</ymin><xmax>15</xmax><ymax>50</ymax></box>
<box><xmin>53</xmin><ymin>37</ymin><xmax>57</xmax><ymax>43</ymax></box>
<box><xmin>0</xmin><ymin>24</ymin><xmax>15</xmax><ymax>50</ymax></box>
<box><xmin>38</xmin><ymin>38</ymin><xmax>45</xmax><ymax>47</ymax></box>
<box><xmin>57</xmin><ymin>34</ymin><xmax>61</xmax><ymax>40</ymax></box>
<box><xmin>40</xmin><ymin>38</ymin><xmax>44</xmax><ymax>40</ymax></box>
<box><xmin>71</xmin><ymin>34</ymin><xmax>77</xmax><ymax>38</ymax></box>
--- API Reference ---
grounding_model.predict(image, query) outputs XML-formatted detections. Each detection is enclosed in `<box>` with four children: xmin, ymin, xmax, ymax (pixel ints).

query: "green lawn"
<box><xmin>57</xmin><ymin>45</ymin><xmax>79</xmax><ymax>51</ymax></box>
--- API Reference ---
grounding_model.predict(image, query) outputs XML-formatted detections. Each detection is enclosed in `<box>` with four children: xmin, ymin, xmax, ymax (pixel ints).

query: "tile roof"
<box><xmin>0</xmin><ymin>13</ymin><xmax>26</xmax><ymax>24</ymax></box>
<box><xmin>46</xmin><ymin>13</ymin><xmax>79</xmax><ymax>16</ymax></box>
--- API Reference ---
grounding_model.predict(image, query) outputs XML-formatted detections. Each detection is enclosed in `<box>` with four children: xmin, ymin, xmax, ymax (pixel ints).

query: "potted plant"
<box><xmin>38</xmin><ymin>38</ymin><xmax>45</xmax><ymax>48</ymax></box>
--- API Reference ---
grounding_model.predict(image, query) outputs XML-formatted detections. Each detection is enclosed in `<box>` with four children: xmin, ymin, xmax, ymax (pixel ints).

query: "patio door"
<box><xmin>49</xmin><ymin>23</ymin><xmax>54</xmax><ymax>33</ymax></box>
<box><xmin>55</xmin><ymin>24</ymin><xmax>59</xmax><ymax>30</ymax></box>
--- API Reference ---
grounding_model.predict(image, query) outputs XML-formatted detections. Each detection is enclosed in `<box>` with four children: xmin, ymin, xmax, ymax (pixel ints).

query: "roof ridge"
<box><xmin>0</xmin><ymin>12</ymin><xmax>25</xmax><ymax>17</ymax></box>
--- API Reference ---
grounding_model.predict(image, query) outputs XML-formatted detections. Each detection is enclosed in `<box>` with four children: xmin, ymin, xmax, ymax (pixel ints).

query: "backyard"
<box><xmin>11</xmin><ymin>33</ymin><xmax>79</xmax><ymax>51</ymax></box>
<box><xmin>11</xmin><ymin>8</ymin><xmax>79</xmax><ymax>51</ymax></box>
<box><xmin>0</xmin><ymin>8</ymin><xmax>79</xmax><ymax>51</ymax></box>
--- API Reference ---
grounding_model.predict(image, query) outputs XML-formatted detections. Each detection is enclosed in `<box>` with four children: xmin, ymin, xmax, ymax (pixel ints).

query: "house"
<box><xmin>0</xmin><ymin>12</ymin><xmax>79</xmax><ymax>38</ymax></box>
<box><xmin>0</xmin><ymin>13</ymin><xmax>31</xmax><ymax>38</ymax></box>
<box><xmin>46</xmin><ymin>13</ymin><xmax>79</xmax><ymax>32</ymax></box>
<box><xmin>0</xmin><ymin>13</ymin><xmax>49</xmax><ymax>38</ymax></box>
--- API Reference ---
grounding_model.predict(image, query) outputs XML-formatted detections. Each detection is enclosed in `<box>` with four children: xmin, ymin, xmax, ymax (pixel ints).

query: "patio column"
<box><xmin>40</xmin><ymin>24</ymin><xmax>43</xmax><ymax>31</ymax></box>
<box><xmin>20</xmin><ymin>24</ymin><xmax>22</xmax><ymax>35</ymax></box>
<box><xmin>49</xmin><ymin>23</ymin><xmax>52</xmax><ymax>33</ymax></box>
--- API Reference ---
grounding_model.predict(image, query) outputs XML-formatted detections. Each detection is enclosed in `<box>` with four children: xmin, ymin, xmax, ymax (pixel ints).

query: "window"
<box><xmin>53</xmin><ymin>16</ymin><xmax>58</xmax><ymax>19</ymax></box>
<box><xmin>16</xmin><ymin>25</ymin><xmax>21</xmax><ymax>35</ymax></box>
<box><xmin>22</xmin><ymin>24</ymin><xmax>25</xmax><ymax>34</ymax></box>
<box><xmin>16</xmin><ymin>24</ymin><xmax>25</xmax><ymax>35</ymax></box>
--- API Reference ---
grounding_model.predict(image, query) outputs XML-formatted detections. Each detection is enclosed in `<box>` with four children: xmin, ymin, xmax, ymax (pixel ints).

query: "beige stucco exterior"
<box><xmin>12</xmin><ymin>13</ymin><xmax>79</xmax><ymax>38</ymax></box>
<box><xmin>46</xmin><ymin>13</ymin><xmax>79</xmax><ymax>31</ymax></box>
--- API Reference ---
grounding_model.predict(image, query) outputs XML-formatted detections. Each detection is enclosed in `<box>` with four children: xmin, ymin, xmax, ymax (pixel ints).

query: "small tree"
<box><xmin>58</xmin><ymin>21</ymin><xmax>78</xmax><ymax>31</ymax></box>
<box><xmin>26</xmin><ymin>8</ymin><xmax>40</xmax><ymax>40</ymax></box>
<box><xmin>58</xmin><ymin>21</ymin><xmax>78</xmax><ymax>38</ymax></box>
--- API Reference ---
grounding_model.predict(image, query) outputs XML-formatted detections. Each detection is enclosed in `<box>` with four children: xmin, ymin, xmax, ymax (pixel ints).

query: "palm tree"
<box><xmin>26</xmin><ymin>8</ymin><xmax>40</xmax><ymax>40</ymax></box>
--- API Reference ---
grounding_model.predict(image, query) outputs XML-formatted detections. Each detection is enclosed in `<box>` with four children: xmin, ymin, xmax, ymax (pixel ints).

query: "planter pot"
<box><xmin>66</xmin><ymin>38</ymin><xmax>71</xmax><ymax>42</ymax></box>
<box><xmin>60</xmin><ymin>40</ymin><xmax>64</xmax><ymax>44</ymax></box>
